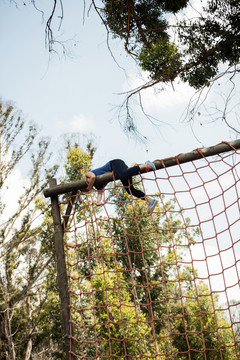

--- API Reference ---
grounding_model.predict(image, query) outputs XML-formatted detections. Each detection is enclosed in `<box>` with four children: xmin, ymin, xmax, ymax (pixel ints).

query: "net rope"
<box><xmin>59</xmin><ymin>144</ymin><xmax>240</xmax><ymax>359</ymax></box>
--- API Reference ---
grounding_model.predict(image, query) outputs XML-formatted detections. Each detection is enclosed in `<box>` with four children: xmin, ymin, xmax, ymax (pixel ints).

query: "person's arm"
<box><xmin>84</xmin><ymin>171</ymin><xmax>96</xmax><ymax>191</ymax></box>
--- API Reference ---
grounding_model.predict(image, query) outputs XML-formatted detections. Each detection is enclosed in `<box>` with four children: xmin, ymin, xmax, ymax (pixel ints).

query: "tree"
<box><xmin>170</xmin><ymin>282</ymin><xmax>236</xmax><ymax>359</ymax></box>
<box><xmin>0</xmin><ymin>100</ymin><xmax>58</xmax><ymax>359</ymax></box>
<box><xmin>0</xmin><ymin>104</ymin><xmax>99</xmax><ymax>359</ymax></box>
<box><xmin>133</xmin><ymin>0</ymin><xmax>240</xmax><ymax>88</ymax></box>
<box><xmin>99</xmin><ymin>0</ymin><xmax>240</xmax><ymax>136</ymax></box>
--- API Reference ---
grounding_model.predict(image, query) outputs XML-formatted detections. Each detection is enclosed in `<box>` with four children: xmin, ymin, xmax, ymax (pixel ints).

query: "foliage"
<box><xmin>101</xmin><ymin>0</ymin><xmax>240</xmax><ymax>89</ymax></box>
<box><xmin>0</xmin><ymin>102</ymin><xmax>97</xmax><ymax>359</ymax></box>
<box><xmin>170</xmin><ymin>282</ymin><xmax>236</xmax><ymax>359</ymax></box>
<box><xmin>178</xmin><ymin>0</ymin><xmax>240</xmax><ymax>89</ymax></box>
<box><xmin>91</xmin><ymin>262</ymin><xmax>152</xmax><ymax>358</ymax></box>
<box><xmin>20</xmin><ymin>0</ymin><xmax>240</xmax><ymax>90</ymax></box>
<box><xmin>63</xmin><ymin>144</ymin><xmax>95</xmax><ymax>182</ymax></box>
<box><xmin>0</xmin><ymin>102</ymin><xmax>36</xmax><ymax>187</ymax></box>
<box><xmin>95</xmin><ymin>0</ymin><xmax>240</xmax><ymax>138</ymax></box>
<box><xmin>0</xmin><ymin>100</ymin><xmax>59</xmax><ymax>360</ymax></box>
<box><xmin>101</xmin><ymin>0</ymin><xmax>189</xmax><ymax>55</ymax></box>
<box><xmin>139</xmin><ymin>38</ymin><xmax>182</xmax><ymax>82</ymax></box>
<box><xmin>98</xmin><ymin>0</ymin><xmax>240</xmax><ymax>138</ymax></box>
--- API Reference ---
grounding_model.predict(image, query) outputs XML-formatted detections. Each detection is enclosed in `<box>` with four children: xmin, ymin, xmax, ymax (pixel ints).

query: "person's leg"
<box><xmin>111</xmin><ymin>159</ymin><xmax>158</xmax><ymax>211</ymax></box>
<box><xmin>110</xmin><ymin>159</ymin><xmax>140</xmax><ymax>179</ymax></box>
<box><xmin>96</xmin><ymin>189</ymin><xmax>104</xmax><ymax>205</ymax></box>
<box><xmin>110</xmin><ymin>159</ymin><xmax>156</xmax><ymax>179</ymax></box>
<box><xmin>121</xmin><ymin>177</ymin><xmax>145</xmax><ymax>199</ymax></box>
<box><xmin>122</xmin><ymin>177</ymin><xmax>157</xmax><ymax>212</ymax></box>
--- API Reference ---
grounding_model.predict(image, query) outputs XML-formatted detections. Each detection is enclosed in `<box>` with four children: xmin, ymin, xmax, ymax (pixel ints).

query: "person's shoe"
<box><xmin>148</xmin><ymin>199</ymin><xmax>157</xmax><ymax>213</ymax></box>
<box><xmin>145</xmin><ymin>160</ymin><xmax>156</xmax><ymax>172</ymax></box>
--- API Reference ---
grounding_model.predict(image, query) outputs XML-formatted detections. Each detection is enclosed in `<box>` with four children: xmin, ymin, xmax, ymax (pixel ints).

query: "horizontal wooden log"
<box><xmin>43</xmin><ymin>139</ymin><xmax>240</xmax><ymax>198</ymax></box>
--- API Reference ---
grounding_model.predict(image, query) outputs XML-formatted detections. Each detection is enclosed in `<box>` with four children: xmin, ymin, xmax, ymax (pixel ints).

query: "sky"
<box><xmin>1</xmin><ymin>0</ymin><xmax>239</xmax><ymax>175</ymax></box>
<box><xmin>1</xmin><ymin>0</ymin><xmax>239</xmax><ymax>307</ymax></box>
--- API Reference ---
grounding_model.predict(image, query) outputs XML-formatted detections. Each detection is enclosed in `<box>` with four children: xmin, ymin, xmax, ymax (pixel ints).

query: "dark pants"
<box><xmin>110</xmin><ymin>159</ymin><xmax>145</xmax><ymax>199</ymax></box>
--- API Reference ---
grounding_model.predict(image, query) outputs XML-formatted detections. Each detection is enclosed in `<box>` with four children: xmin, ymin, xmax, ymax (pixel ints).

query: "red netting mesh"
<box><xmin>59</xmin><ymin>145</ymin><xmax>240</xmax><ymax>359</ymax></box>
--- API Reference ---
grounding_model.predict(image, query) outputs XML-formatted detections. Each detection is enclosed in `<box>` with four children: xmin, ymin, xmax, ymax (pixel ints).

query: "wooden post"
<box><xmin>49</xmin><ymin>178</ymin><xmax>73</xmax><ymax>359</ymax></box>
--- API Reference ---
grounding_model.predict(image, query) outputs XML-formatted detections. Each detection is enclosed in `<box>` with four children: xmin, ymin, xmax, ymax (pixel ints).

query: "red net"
<box><xmin>59</xmin><ymin>145</ymin><xmax>240</xmax><ymax>359</ymax></box>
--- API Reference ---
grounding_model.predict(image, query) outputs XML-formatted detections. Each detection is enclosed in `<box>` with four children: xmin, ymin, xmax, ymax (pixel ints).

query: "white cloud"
<box><xmin>122</xmin><ymin>67</ymin><xmax>196</xmax><ymax>114</ymax></box>
<box><xmin>69</xmin><ymin>114</ymin><xmax>94</xmax><ymax>132</ymax></box>
<box><xmin>142</xmin><ymin>80</ymin><xmax>195</xmax><ymax>112</ymax></box>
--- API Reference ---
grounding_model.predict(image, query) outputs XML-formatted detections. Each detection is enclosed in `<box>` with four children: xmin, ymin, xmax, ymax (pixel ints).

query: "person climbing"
<box><xmin>84</xmin><ymin>159</ymin><xmax>158</xmax><ymax>212</ymax></box>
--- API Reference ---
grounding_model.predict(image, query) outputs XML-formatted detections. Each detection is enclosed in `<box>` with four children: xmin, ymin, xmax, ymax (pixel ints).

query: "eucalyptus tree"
<box><xmin>0</xmin><ymin>100</ymin><xmax>58</xmax><ymax>360</ymax></box>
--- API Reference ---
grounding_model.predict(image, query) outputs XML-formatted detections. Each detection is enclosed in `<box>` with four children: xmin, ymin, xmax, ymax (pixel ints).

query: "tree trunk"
<box><xmin>25</xmin><ymin>294</ymin><xmax>33</xmax><ymax>360</ymax></box>
<box><xmin>4</xmin><ymin>304</ymin><xmax>16</xmax><ymax>360</ymax></box>
<box><xmin>140</xmin><ymin>270</ymin><xmax>160</xmax><ymax>354</ymax></box>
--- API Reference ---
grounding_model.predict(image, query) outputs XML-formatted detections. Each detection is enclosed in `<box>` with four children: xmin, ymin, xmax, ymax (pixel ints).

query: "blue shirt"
<box><xmin>91</xmin><ymin>161</ymin><xmax>112</xmax><ymax>176</ymax></box>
